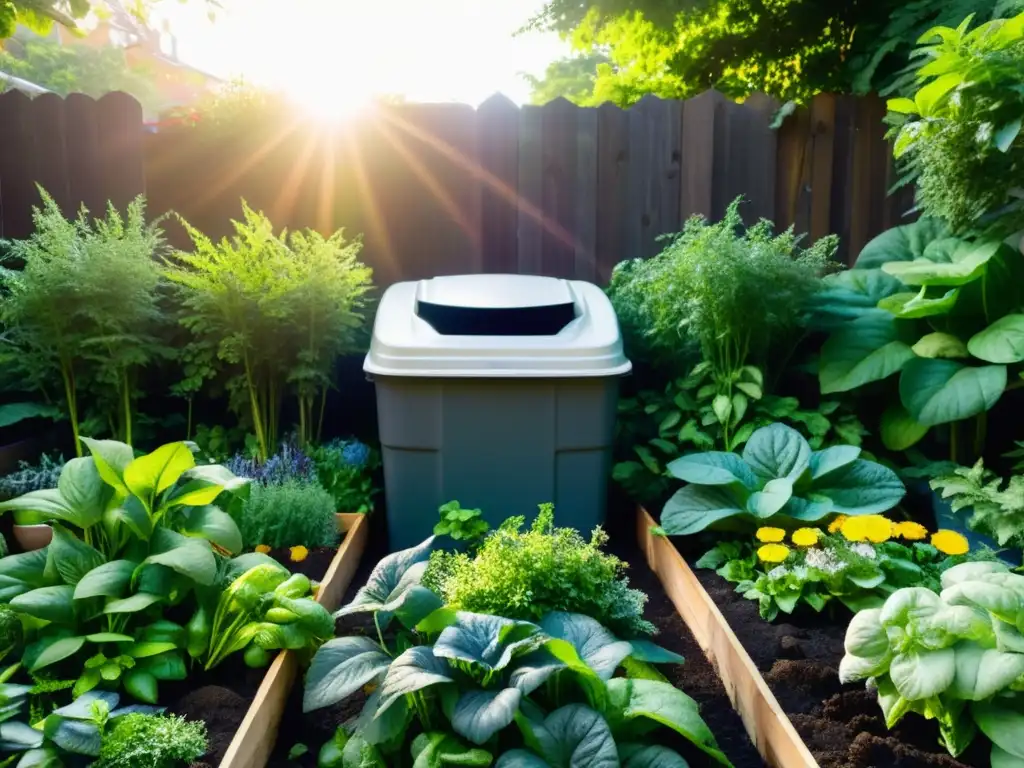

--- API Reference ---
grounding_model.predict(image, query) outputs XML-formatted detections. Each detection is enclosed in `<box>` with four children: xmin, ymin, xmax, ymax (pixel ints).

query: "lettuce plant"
<box><xmin>303</xmin><ymin>539</ymin><xmax>732</xmax><ymax>767</ymax></box>
<box><xmin>660</xmin><ymin>423</ymin><xmax>905</xmax><ymax>535</ymax></box>
<box><xmin>841</xmin><ymin>561</ymin><xmax>1024</xmax><ymax>764</ymax></box>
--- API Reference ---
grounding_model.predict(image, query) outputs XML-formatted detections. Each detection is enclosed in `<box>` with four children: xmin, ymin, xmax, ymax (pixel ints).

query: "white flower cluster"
<box><xmin>767</xmin><ymin>566</ymin><xmax>789</xmax><ymax>580</ymax></box>
<box><xmin>850</xmin><ymin>542</ymin><xmax>877</xmax><ymax>560</ymax></box>
<box><xmin>804</xmin><ymin>546</ymin><xmax>846</xmax><ymax>574</ymax></box>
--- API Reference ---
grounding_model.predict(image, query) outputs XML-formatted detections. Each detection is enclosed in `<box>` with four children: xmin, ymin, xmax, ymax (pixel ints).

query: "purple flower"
<box><xmin>341</xmin><ymin>440</ymin><xmax>370</xmax><ymax>468</ymax></box>
<box><xmin>226</xmin><ymin>439</ymin><xmax>316</xmax><ymax>486</ymax></box>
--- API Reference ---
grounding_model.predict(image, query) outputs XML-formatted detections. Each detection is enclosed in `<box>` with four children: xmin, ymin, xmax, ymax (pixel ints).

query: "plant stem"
<box><xmin>60</xmin><ymin>363</ymin><xmax>81</xmax><ymax>457</ymax></box>
<box><xmin>244</xmin><ymin>353</ymin><xmax>268</xmax><ymax>460</ymax></box>
<box><xmin>186</xmin><ymin>398</ymin><xmax>193</xmax><ymax>440</ymax></box>
<box><xmin>374</xmin><ymin>612</ymin><xmax>386</xmax><ymax>652</ymax></box>
<box><xmin>121</xmin><ymin>370</ymin><xmax>132</xmax><ymax>446</ymax></box>
<box><xmin>316</xmin><ymin>386</ymin><xmax>328</xmax><ymax>445</ymax></box>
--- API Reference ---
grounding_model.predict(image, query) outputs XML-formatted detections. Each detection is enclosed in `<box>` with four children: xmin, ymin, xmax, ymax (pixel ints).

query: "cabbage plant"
<box><xmin>660</xmin><ymin>423</ymin><xmax>905</xmax><ymax>535</ymax></box>
<box><xmin>841</xmin><ymin>561</ymin><xmax>1024</xmax><ymax>764</ymax></box>
<box><xmin>304</xmin><ymin>539</ymin><xmax>733</xmax><ymax>767</ymax></box>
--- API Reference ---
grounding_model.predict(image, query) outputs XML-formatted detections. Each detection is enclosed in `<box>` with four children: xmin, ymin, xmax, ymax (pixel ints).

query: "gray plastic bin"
<box><xmin>364</xmin><ymin>274</ymin><xmax>632</xmax><ymax>551</ymax></box>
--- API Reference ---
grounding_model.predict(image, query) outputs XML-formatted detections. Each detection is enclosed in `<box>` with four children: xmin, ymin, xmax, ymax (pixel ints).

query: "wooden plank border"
<box><xmin>635</xmin><ymin>507</ymin><xmax>819</xmax><ymax>768</ymax></box>
<box><xmin>219</xmin><ymin>513</ymin><xmax>371</xmax><ymax>768</ymax></box>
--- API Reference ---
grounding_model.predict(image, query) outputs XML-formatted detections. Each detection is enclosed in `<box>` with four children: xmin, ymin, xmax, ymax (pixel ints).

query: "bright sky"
<box><xmin>156</xmin><ymin>0</ymin><xmax>568</xmax><ymax>107</ymax></box>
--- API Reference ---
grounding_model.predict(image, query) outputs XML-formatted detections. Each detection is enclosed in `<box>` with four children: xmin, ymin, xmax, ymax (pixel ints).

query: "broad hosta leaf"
<box><xmin>123</xmin><ymin>442</ymin><xmax>196</xmax><ymax>510</ymax></box>
<box><xmin>741</xmin><ymin>423</ymin><xmax>811</xmax><ymax>482</ymax></box>
<box><xmin>411</xmin><ymin>731</ymin><xmax>493</xmax><ymax>768</ymax></box>
<box><xmin>619</xmin><ymin>744</ymin><xmax>690</xmax><ymax>768</ymax></box>
<box><xmin>56</xmin><ymin>458</ymin><xmax>108</xmax><ymax>529</ymax></box>
<box><xmin>496</xmin><ymin>751</ymin><xmax>551</xmax><ymax>768</ymax></box>
<box><xmin>178</xmin><ymin>505</ymin><xmax>243</xmax><ymax>555</ymax></box>
<box><xmin>0</xmin><ymin>721</ymin><xmax>44</xmax><ymax>751</ymax></box>
<box><xmin>394</xmin><ymin>585</ymin><xmax>445</xmax><ymax>631</ymax></box>
<box><xmin>660</xmin><ymin>485</ymin><xmax>745</xmax><ymax>535</ymax></box>
<box><xmin>0</xmin><ymin>402</ymin><xmax>59</xmax><ymax>429</ymax></box>
<box><xmin>745</xmin><ymin>478</ymin><xmax>793</xmax><ymax>518</ymax></box>
<box><xmin>820</xmin><ymin>311</ymin><xmax>915</xmax><ymax>393</ymax></box>
<box><xmin>337</xmin><ymin>537</ymin><xmax>435</xmax><ymax>626</ymax></box>
<box><xmin>433</xmin><ymin>613</ymin><xmax>541</xmax><ymax>673</ymax></box>
<box><xmin>808</xmin><ymin>445</ymin><xmax>861</xmax><ymax>480</ymax></box>
<box><xmin>43</xmin><ymin>716</ymin><xmax>102</xmax><ymax>757</ymax></box>
<box><xmin>357</xmin><ymin>688</ymin><xmax>411</xmax><ymax>746</ymax></box>
<box><xmin>106</xmin><ymin>496</ymin><xmax>153</xmax><ymax>542</ymax></box>
<box><xmin>665</xmin><ymin>453</ymin><xmax>758</xmax><ymax>489</ymax></box>
<box><xmin>451</xmin><ymin>688</ymin><xmax>522</xmax><ymax>745</ymax></box>
<box><xmin>11</xmin><ymin>585</ymin><xmax>76</xmax><ymax>624</ymax></box>
<box><xmin>302</xmin><ymin>636</ymin><xmax>391</xmax><ymax>712</ymax></box>
<box><xmin>73</xmin><ymin>560</ymin><xmax>136</xmax><ymax>600</ymax></box>
<box><xmin>949</xmin><ymin>644</ymin><xmax>1024</xmax><ymax>701</ymax></box>
<box><xmin>878</xmin><ymin>287</ymin><xmax>959</xmax><ymax>319</ymax></box>
<box><xmin>539</xmin><ymin>613</ymin><xmax>633</xmax><ymax>680</ymax></box>
<box><xmin>889</xmin><ymin>649</ymin><xmax>956</xmax><ymax>700</ymax></box>
<box><xmin>377</xmin><ymin>646</ymin><xmax>454</xmax><ymax>715</ymax></box>
<box><xmin>808</xmin><ymin>268</ymin><xmax>905</xmax><ymax>327</ymax></box>
<box><xmin>606</xmin><ymin>679</ymin><xmax>730</xmax><ymax>766</ymax></box>
<box><xmin>0</xmin><ymin>549</ymin><xmax>56</xmax><ymax>601</ymax></box>
<box><xmin>880</xmin><ymin>405</ymin><xmax>929</xmax><ymax>451</ymax></box>
<box><xmin>507</xmin><ymin>648</ymin><xmax>565</xmax><ymax>695</ymax></box>
<box><xmin>810</xmin><ymin>460</ymin><xmax>905</xmax><ymax>516</ymax></box>
<box><xmin>627</xmin><ymin>640</ymin><xmax>684</xmax><ymax>665</ymax></box>
<box><xmin>143</xmin><ymin>527</ymin><xmax>217</xmax><ymax>586</ymax></box>
<box><xmin>899</xmin><ymin>359</ymin><xmax>1006</xmax><ymax>426</ymax></box>
<box><xmin>48</xmin><ymin>525</ymin><xmax>104</xmax><ymax>586</ymax></box>
<box><xmin>882</xmin><ymin>240</ymin><xmax>1003</xmax><ymax>287</ymax></box>
<box><xmin>855</xmin><ymin>218</ymin><xmax>950</xmax><ymax>270</ymax></box>
<box><xmin>0</xmin><ymin>489</ymin><xmax>86</xmax><ymax>529</ymax></box>
<box><xmin>972</xmin><ymin>699</ymin><xmax>1024</xmax><ymax>760</ymax></box>
<box><xmin>102</xmin><ymin>592</ymin><xmax>162</xmax><ymax>614</ymax></box>
<box><xmin>80</xmin><ymin>438</ymin><xmax>134</xmax><ymax>496</ymax></box>
<box><xmin>967</xmin><ymin>314</ymin><xmax>1024</xmax><ymax>364</ymax></box>
<box><xmin>913</xmin><ymin>332</ymin><xmax>969</xmax><ymax>359</ymax></box>
<box><xmin>28</xmin><ymin>635</ymin><xmax>85</xmax><ymax>672</ymax></box>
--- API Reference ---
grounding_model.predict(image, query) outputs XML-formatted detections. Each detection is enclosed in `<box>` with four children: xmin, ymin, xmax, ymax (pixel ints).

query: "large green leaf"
<box><xmin>47</xmin><ymin>525</ymin><xmax>104</xmax><ymax>586</ymax></box>
<box><xmin>74</xmin><ymin>561</ymin><xmax>138</xmax><ymax>606</ymax></box>
<box><xmin>0</xmin><ymin>722</ymin><xmax>44</xmax><ymax>752</ymax></box>
<box><xmin>451</xmin><ymin>688</ymin><xmax>522</xmax><ymax>745</ymax></box>
<box><xmin>810</xmin><ymin>460</ymin><xmax>905</xmax><ymax>516</ymax></box>
<box><xmin>664</xmin><ymin>453</ymin><xmax>758</xmax><ymax>489</ymax></box>
<box><xmin>912</xmin><ymin>332</ymin><xmax>969</xmax><ymax>359</ymax></box>
<box><xmin>605</xmin><ymin>679</ymin><xmax>730</xmax><ymax>766</ymax></box>
<box><xmin>177</xmin><ymin>505</ymin><xmax>243</xmax><ymax>555</ymax></box>
<box><xmin>878</xmin><ymin>287</ymin><xmax>959</xmax><ymax>319</ymax></box>
<box><xmin>123</xmin><ymin>443</ymin><xmax>195</xmax><ymax>511</ymax></box>
<box><xmin>619</xmin><ymin>744</ymin><xmax>690</xmax><ymax>768</ymax></box>
<box><xmin>434</xmin><ymin>613</ymin><xmax>542</xmax><ymax>673</ymax></box>
<box><xmin>855</xmin><ymin>218</ymin><xmax>950</xmax><ymax>270</ymax></box>
<box><xmin>967</xmin><ymin>314</ymin><xmax>1024</xmax><ymax>364</ymax></box>
<box><xmin>974</xmin><ymin>699</ymin><xmax>1024</xmax><ymax>760</ymax></box>
<box><xmin>741</xmin><ymin>423</ymin><xmax>811</xmax><ymax>482</ymax></box>
<box><xmin>808</xmin><ymin>268</ymin><xmax>905</xmax><ymax>327</ymax></box>
<box><xmin>808</xmin><ymin>445</ymin><xmax>861</xmax><ymax>480</ymax></box>
<box><xmin>889</xmin><ymin>649</ymin><xmax>956</xmax><ymax>700</ymax></box>
<box><xmin>0</xmin><ymin>549</ymin><xmax>56</xmax><ymax>601</ymax></box>
<box><xmin>302</xmin><ymin>636</ymin><xmax>391</xmax><ymax>712</ymax></box>
<box><xmin>28</xmin><ymin>635</ymin><xmax>86</xmax><ymax>672</ymax></box>
<box><xmin>106</xmin><ymin>496</ymin><xmax>153</xmax><ymax>542</ymax></box>
<box><xmin>11</xmin><ymin>585</ymin><xmax>76</xmax><ymax>624</ymax></box>
<box><xmin>948</xmin><ymin>644</ymin><xmax>1024</xmax><ymax>701</ymax></box>
<box><xmin>882</xmin><ymin>240</ymin><xmax>1002</xmax><ymax>287</ymax></box>
<box><xmin>142</xmin><ymin>527</ymin><xmax>216</xmax><ymax>586</ymax></box>
<box><xmin>880</xmin><ymin>406</ymin><xmax>929</xmax><ymax>451</ymax></box>
<box><xmin>539</xmin><ymin>613</ymin><xmax>633</xmax><ymax>680</ymax></box>
<box><xmin>495</xmin><ymin>752</ymin><xmax>550</xmax><ymax>768</ymax></box>
<box><xmin>376</xmin><ymin>646</ymin><xmax>454</xmax><ymax>715</ymax></box>
<box><xmin>56</xmin><ymin>459</ymin><xmax>108</xmax><ymax>529</ymax></box>
<box><xmin>819</xmin><ymin>311</ymin><xmax>915</xmax><ymax>393</ymax></box>
<box><xmin>0</xmin><ymin>489</ymin><xmax>85</xmax><ymax>529</ymax></box>
<box><xmin>411</xmin><ymin>732</ymin><xmax>493</xmax><ymax>768</ymax></box>
<box><xmin>0</xmin><ymin>403</ymin><xmax>60</xmax><ymax>428</ymax></box>
<box><xmin>337</xmin><ymin>537</ymin><xmax>434</xmax><ymax>628</ymax></box>
<box><xmin>660</xmin><ymin>486</ymin><xmax>745</xmax><ymax>535</ymax></box>
<box><xmin>80</xmin><ymin>438</ymin><xmax>134</xmax><ymax>497</ymax></box>
<box><xmin>899</xmin><ymin>359</ymin><xmax>1006</xmax><ymax>426</ymax></box>
<box><xmin>102</xmin><ymin>592</ymin><xmax>162</xmax><ymax>614</ymax></box>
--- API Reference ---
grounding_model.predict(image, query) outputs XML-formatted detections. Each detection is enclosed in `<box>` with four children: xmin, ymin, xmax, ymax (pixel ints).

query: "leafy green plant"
<box><xmin>304</xmin><ymin>539</ymin><xmax>729</xmax><ymax>767</ymax></box>
<box><xmin>0</xmin><ymin>454</ymin><xmax>64</xmax><ymax>501</ymax></box>
<box><xmin>614</xmin><ymin>367</ymin><xmax>868</xmax><ymax>506</ymax></box>
<box><xmin>237</xmin><ymin>479</ymin><xmax>340</xmax><ymax>550</ymax></box>
<box><xmin>0</xmin><ymin>190</ymin><xmax>169</xmax><ymax>452</ymax></box>
<box><xmin>931</xmin><ymin>459</ymin><xmax>1024</xmax><ymax>548</ymax></box>
<box><xmin>699</xmin><ymin>517</ymin><xmax>989</xmax><ymax>620</ymax></box>
<box><xmin>0</xmin><ymin>606</ymin><xmax>22</xmax><ymax>665</ymax></box>
<box><xmin>165</xmin><ymin>203</ymin><xmax>374</xmax><ymax>459</ymax></box>
<box><xmin>427</xmin><ymin>504</ymin><xmax>654</xmax><ymax>638</ymax></box>
<box><xmin>307</xmin><ymin>438</ymin><xmax>379</xmax><ymax>513</ymax></box>
<box><xmin>94</xmin><ymin>712</ymin><xmax>207</xmax><ymax>768</ymax></box>
<box><xmin>433</xmin><ymin>501</ymin><xmax>489</xmax><ymax>544</ymax></box>
<box><xmin>887</xmin><ymin>13</ymin><xmax>1024</xmax><ymax>234</ymax></box>
<box><xmin>660</xmin><ymin>423</ymin><xmax>905</xmax><ymax>535</ymax></box>
<box><xmin>840</xmin><ymin>561</ymin><xmax>1024</xmax><ymax>764</ymax></box>
<box><xmin>607</xmin><ymin>197</ymin><xmax>837</xmax><ymax>398</ymax></box>
<box><xmin>189</xmin><ymin>567</ymin><xmax>332</xmax><ymax>670</ymax></box>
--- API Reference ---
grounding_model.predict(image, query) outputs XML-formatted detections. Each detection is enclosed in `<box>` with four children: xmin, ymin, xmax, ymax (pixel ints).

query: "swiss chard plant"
<box><xmin>840</xmin><ymin>561</ymin><xmax>1024</xmax><ymax>765</ymax></box>
<box><xmin>304</xmin><ymin>539</ymin><xmax>732</xmax><ymax>768</ymax></box>
<box><xmin>660</xmin><ymin>423</ymin><xmax>905</xmax><ymax>535</ymax></box>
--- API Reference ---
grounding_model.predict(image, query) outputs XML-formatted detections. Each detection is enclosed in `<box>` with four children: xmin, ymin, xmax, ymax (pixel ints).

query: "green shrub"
<box><xmin>0</xmin><ymin>454</ymin><xmax>65</xmax><ymax>501</ymax></box>
<box><xmin>95</xmin><ymin>713</ymin><xmax>207</xmax><ymax>768</ymax></box>
<box><xmin>307</xmin><ymin>438</ymin><xmax>378</xmax><ymax>513</ymax></box>
<box><xmin>428</xmin><ymin>504</ymin><xmax>655</xmax><ymax>638</ymax></box>
<box><xmin>237</xmin><ymin>479</ymin><xmax>339</xmax><ymax>549</ymax></box>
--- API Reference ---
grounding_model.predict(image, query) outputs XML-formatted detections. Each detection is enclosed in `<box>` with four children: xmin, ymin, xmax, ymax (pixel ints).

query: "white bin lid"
<box><xmin>364</xmin><ymin>274</ymin><xmax>632</xmax><ymax>377</ymax></box>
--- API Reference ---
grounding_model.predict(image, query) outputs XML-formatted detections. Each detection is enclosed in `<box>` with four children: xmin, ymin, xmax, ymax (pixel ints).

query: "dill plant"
<box><xmin>165</xmin><ymin>203</ymin><xmax>373</xmax><ymax>459</ymax></box>
<box><xmin>94</xmin><ymin>713</ymin><xmax>208</xmax><ymax>768</ymax></box>
<box><xmin>0</xmin><ymin>189</ymin><xmax>168</xmax><ymax>451</ymax></box>
<box><xmin>236</xmin><ymin>479</ymin><xmax>339</xmax><ymax>549</ymax></box>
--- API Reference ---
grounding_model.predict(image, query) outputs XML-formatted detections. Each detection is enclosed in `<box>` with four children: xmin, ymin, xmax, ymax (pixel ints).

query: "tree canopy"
<box><xmin>0</xmin><ymin>1</ymin><xmax>214</xmax><ymax>40</ymax></box>
<box><xmin>525</xmin><ymin>0</ymin><xmax>1024</xmax><ymax>104</ymax></box>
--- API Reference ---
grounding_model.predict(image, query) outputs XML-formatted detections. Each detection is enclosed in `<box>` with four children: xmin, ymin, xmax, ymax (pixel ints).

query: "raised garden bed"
<box><xmin>168</xmin><ymin>512</ymin><xmax>370</xmax><ymax>768</ymax></box>
<box><xmin>637</xmin><ymin>507</ymin><xmax>992</xmax><ymax>768</ymax></box>
<box><xmin>265</xmin><ymin>513</ymin><xmax>767</xmax><ymax>768</ymax></box>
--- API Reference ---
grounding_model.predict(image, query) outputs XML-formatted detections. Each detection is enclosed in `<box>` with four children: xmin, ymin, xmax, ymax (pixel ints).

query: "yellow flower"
<box><xmin>827</xmin><ymin>515</ymin><xmax>848</xmax><ymax>534</ymax></box>
<box><xmin>841</xmin><ymin>515</ymin><xmax>892</xmax><ymax>543</ymax></box>
<box><xmin>756</xmin><ymin>527</ymin><xmax>786</xmax><ymax>543</ymax></box>
<box><xmin>894</xmin><ymin>521</ymin><xmax>928</xmax><ymax>541</ymax></box>
<box><xmin>289</xmin><ymin>545</ymin><xmax>309</xmax><ymax>563</ymax></box>
<box><xmin>931</xmin><ymin>530</ymin><xmax>969</xmax><ymax>556</ymax></box>
<box><xmin>792</xmin><ymin>528</ymin><xmax>821</xmax><ymax>547</ymax></box>
<box><xmin>757</xmin><ymin>543</ymin><xmax>791</xmax><ymax>563</ymax></box>
<box><xmin>255</xmin><ymin>544</ymin><xmax>271</xmax><ymax>554</ymax></box>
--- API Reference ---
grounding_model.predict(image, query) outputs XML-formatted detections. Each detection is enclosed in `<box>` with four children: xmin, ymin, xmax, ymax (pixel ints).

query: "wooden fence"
<box><xmin>0</xmin><ymin>90</ymin><xmax>144</xmax><ymax>239</ymax></box>
<box><xmin>0</xmin><ymin>89</ymin><xmax>914</xmax><ymax>285</ymax></box>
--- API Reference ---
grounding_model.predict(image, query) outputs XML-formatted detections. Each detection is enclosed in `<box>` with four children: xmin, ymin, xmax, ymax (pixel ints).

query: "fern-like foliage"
<box><xmin>931</xmin><ymin>460</ymin><xmax>1024</xmax><ymax>548</ymax></box>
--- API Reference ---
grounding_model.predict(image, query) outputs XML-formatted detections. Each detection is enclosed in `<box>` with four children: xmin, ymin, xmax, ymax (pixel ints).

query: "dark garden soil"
<box><xmin>166</xmin><ymin>544</ymin><xmax>343</xmax><ymax>767</ymax></box>
<box><xmin>674</xmin><ymin>537</ymin><xmax>990</xmax><ymax>768</ymax></box>
<box><xmin>266</xmin><ymin>526</ymin><xmax>766</xmax><ymax>768</ymax></box>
